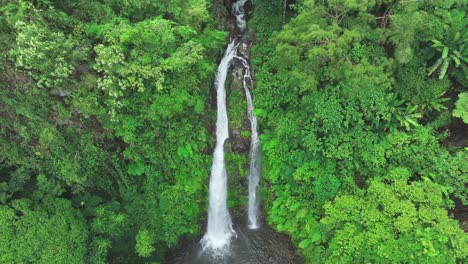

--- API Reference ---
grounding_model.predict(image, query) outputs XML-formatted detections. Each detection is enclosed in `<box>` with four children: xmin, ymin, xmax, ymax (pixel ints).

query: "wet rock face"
<box><xmin>207</xmin><ymin>0</ymin><xmax>258</xmax><ymax>158</ymax></box>
<box><xmin>170</xmin><ymin>224</ymin><xmax>304</xmax><ymax>264</ymax></box>
<box><xmin>231</xmin><ymin>127</ymin><xmax>249</xmax><ymax>153</ymax></box>
<box><xmin>212</xmin><ymin>0</ymin><xmax>236</xmax><ymax>32</ymax></box>
<box><xmin>227</xmin><ymin>64</ymin><xmax>251</xmax><ymax>154</ymax></box>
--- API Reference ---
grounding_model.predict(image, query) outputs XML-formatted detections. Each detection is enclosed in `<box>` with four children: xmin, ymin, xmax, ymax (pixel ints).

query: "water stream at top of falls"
<box><xmin>233</xmin><ymin>0</ymin><xmax>249</xmax><ymax>33</ymax></box>
<box><xmin>201</xmin><ymin>0</ymin><xmax>261</xmax><ymax>257</ymax></box>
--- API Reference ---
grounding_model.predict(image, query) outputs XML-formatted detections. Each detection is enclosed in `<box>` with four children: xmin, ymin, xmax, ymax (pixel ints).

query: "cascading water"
<box><xmin>235</xmin><ymin>56</ymin><xmax>261</xmax><ymax>229</ymax></box>
<box><xmin>232</xmin><ymin>0</ymin><xmax>262</xmax><ymax>231</ymax></box>
<box><xmin>201</xmin><ymin>0</ymin><xmax>261</xmax><ymax>256</ymax></box>
<box><xmin>232</xmin><ymin>0</ymin><xmax>249</xmax><ymax>32</ymax></box>
<box><xmin>201</xmin><ymin>40</ymin><xmax>238</xmax><ymax>255</ymax></box>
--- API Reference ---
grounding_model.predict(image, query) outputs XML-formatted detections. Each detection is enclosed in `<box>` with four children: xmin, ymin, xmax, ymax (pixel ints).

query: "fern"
<box><xmin>453</xmin><ymin>92</ymin><xmax>468</xmax><ymax>123</ymax></box>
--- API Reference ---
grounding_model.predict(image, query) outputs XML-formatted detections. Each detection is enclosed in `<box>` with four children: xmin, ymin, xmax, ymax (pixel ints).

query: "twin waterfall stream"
<box><xmin>201</xmin><ymin>0</ymin><xmax>261</xmax><ymax>256</ymax></box>
<box><xmin>172</xmin><ymin>1</ymin><xmax>302</xmax><ymax>262</ymax></box>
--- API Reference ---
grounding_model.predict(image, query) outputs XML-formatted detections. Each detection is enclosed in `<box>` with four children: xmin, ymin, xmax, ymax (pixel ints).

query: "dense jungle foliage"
<box><xmin>0</xmin><ymin>0</ymin><xmax>466</xmax><ymax>263</ymax></box>
<box><xmin>0</xmin><ymin>0</ymin><xmax>226</xmax><ymax>262</ymax></box>
<box><xmin>251</xmin><ymin>0</ymin><xmax>467</xmax><ymax>263</ymax></box>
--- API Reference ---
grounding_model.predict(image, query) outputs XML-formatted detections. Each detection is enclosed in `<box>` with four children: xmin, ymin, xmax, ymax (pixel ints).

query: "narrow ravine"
<box><xmin>170</xmin><ymin>0</ymin><xmax>302</xmax><ymax>263</ymax></box>
<box><xmin>201</xmin><ymin>0</ymin><xmax>260</xmax><ymax>255</ymax></box>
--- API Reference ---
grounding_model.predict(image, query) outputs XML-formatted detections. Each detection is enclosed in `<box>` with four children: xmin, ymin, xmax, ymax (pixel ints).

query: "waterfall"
<box><xmin>232</xmin><ymin>0</ymin><xmax>249</xmax><ymax>32</ymax></box>
<box><xmin>235</xmin><ymin>56</ymin><xmax>261</xmax><ymax>229</ymax></box>
<box><xmin>202</xmin><ymin>0</ymin><xmax>261</xmax><ymax>255</ymax></box>
<box><xmin>201</xmin><ymin>40</ymin><xmax>238</xmax><ymax>255</ymax></box>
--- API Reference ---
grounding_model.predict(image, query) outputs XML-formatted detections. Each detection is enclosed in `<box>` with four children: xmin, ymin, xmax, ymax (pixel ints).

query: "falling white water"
<box><xmin>235</xmin><ymin>56</ymin><xmax>261</xmax><ymax>229</ymax></box>
<box><xmin>232</xmin><ymin>0</ymin><xmax>249</xmax><ymax>32</ymax></box>
<box><xmin>201</xmin><ymin>41</ymin><xmax>238</xmax><ymax>255</ymax></box>
<box><xmin>233</xmin><ymin>0</ymin><xmax>261</xmax><ymax>230</ymax></box>
<box><xmin>202</xmin><ymin>0</ymin><xmax>258</xmax><ymax>256</ymax></box>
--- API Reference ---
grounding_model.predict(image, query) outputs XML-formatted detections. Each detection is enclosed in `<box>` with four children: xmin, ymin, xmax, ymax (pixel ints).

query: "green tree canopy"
<box><xmin>0</xmin><ymin>197</ymin><xmax>88</xmax><ymax>264</ymax></box>
<box><xmin>320</xmin><ymin>172</ymin><xmax>467</xmax><ymax>263</ymax></box>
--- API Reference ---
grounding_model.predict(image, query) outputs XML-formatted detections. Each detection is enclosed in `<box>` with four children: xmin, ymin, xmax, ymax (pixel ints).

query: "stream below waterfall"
<box><xmin>171</xmin><ymin>222</ymin><xmax>303</xmax><ymax>264</ymax></box>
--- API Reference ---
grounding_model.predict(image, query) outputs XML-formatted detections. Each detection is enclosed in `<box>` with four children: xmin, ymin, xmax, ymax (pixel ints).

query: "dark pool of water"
<box><xmin>170</xmin><ymin>223</ymin><xmax>303</xmax><ymax>264</ymax></box>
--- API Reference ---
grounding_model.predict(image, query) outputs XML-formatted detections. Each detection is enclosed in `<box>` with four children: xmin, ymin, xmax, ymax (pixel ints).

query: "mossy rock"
<box><xmin>227</xmin><ymin>70</ymin><xmax>247</xmax><ymax>129</ymax></box>
<box><xmin>226</xmin><ymin>152</ymin><xmax>248</xmax><ymax>212</ymax></box>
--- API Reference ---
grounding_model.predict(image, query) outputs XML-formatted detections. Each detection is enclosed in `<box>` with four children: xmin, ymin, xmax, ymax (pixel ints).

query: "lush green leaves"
<box><xmin>251</xmin><ymin>0</ymin><xmax>467</xmax><ymax>263</ymax></box>
<box><xmin>453</xmin><ymin>92</ymin><xmax>468</xmax><ymax>123</ymax></box>
<box><xmin>0</xmin><ymin>197</ymin><xmax>88</xmax><ymax>264</ymax></box>
<box><xmin>0</xmin><ymin>0</ymin><xmax>466</xmax><ymax>263</ymax></box>
<box><xmin>321</xmin><ymin>176</ymin><xmax>468</xmax><ymax>263</ymax></box>
<box><xmin>0</xmin><ymin>0</ymin><xmax>225</xmax><ymax>262</ymax></box>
